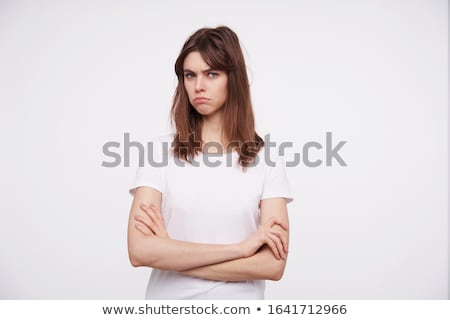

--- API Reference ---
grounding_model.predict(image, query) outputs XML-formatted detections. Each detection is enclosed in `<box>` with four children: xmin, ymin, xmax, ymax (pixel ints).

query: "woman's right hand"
<box><xmin>134</xmin><ymin>203</ymin><xmax>169</xmax><ymax>239</ymax></box>
<box><xmin>239</xmin><ymin>216</ymin><xmax>289</xmax><ymax>260</ymax></box>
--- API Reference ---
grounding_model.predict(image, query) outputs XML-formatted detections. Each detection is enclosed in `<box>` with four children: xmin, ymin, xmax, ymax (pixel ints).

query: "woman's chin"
<box><xmin>193</xmin><ymin>105</ymin><xmax>212</xmax><ymax>116</ymax></box>
<box><xmin>193</xmin><ymin>105</ymin><xmax>225</xmax><ymax>118</ymax></box>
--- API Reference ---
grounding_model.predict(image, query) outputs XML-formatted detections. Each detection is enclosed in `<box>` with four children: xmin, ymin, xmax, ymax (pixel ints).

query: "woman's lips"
<box><xmin>194</xmin><ymin>97</ymin><xmax>210</xmax><ymax>103</ymax></box>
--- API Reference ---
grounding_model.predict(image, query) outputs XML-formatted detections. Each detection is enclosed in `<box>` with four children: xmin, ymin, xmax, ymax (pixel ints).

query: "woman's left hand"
<box><xmin>134</xmin><ymin>203</ymin><xmax>169</xmax><ymax>238</ymax></box>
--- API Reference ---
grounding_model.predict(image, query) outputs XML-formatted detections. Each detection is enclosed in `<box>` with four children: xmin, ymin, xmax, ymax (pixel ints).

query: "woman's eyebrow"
<box><xmin>183</xmin><ymin>68</ymin><xmax>215</xmax><ymax>73</ymax></box>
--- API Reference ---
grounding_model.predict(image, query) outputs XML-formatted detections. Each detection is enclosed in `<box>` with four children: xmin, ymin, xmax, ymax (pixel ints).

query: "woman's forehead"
<box><xmin>183</xmin><ymin>51</ymin><xmax>211</xmax><ymax>71</ymax></box>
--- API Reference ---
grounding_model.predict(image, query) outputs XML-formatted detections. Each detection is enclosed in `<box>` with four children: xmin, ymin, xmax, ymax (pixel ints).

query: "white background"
<box><xmin>0</xmin><ymin>0</ymin><xmax>447</xmax><ymax>299</ymax></box>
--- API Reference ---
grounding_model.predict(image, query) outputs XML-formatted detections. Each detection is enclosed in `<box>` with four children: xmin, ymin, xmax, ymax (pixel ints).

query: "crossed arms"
<box><xmin>127</xmin><ymin>186</ymin><xmax>290</xmax><ymax>281</ymax></box>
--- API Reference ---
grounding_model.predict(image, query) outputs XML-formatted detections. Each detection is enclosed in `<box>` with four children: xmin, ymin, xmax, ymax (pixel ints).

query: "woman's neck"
<box><xmin>201</xmin><ymin>114</ymin><xmax>228</xmax><ymax>153</ymax></box>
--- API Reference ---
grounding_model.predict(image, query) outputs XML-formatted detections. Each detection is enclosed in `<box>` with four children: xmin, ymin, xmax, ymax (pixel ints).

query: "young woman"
<box><xmin>128</xmin><ymin>26</ymin><xmax>293</xmax><ymax>299</ymax></box>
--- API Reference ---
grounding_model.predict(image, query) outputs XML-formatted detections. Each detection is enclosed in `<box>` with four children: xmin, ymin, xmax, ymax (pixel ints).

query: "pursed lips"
<box><xmin>194</xmin><ymin>97</ymin><xmax>210</xmax><ymax>103</ymax></box>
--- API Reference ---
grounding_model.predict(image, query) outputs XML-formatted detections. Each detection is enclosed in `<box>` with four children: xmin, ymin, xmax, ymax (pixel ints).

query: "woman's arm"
<box><xmin>180</xmin><ymin>245</ymin><xmax>286</xmax><ymax>281</ymax></box>
<box><xmin>128</xmin><ymin>187</ymin><xmax>241</xmax><ymax>271</ymax></box>
<box><xmin>127</xmin><ymin>187</ymin><xmax>287</xmax><ymax>272</ymax></box>
<box><xmin>179</xmin><ymin>198</ymin><xmax>290</xmax><ymax>281</ymax></box>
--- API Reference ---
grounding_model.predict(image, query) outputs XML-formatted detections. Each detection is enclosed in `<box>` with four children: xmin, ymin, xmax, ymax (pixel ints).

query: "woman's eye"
<box><xmin>184</xmin><ymin>73</ymin><xmax>194</xmax><ymax>79</ymax></box>
<box><xmin>208</xmin><ymin>72</ymin><xmax>219</xmax><ymax>78</ymax></box>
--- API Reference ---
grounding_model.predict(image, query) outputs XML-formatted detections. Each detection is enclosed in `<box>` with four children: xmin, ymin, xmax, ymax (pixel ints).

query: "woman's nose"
<box><xmin>195</xmin><ymin>76</ymin><xmax>205</xmax><ymax>92</ymax></box>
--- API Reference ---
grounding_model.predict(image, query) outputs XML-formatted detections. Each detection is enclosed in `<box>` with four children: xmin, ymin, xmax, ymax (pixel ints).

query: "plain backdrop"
<box><xmin>0</xmin><ymin>0</ymin><xmax>448</xmax><ymax>299</ymax></box>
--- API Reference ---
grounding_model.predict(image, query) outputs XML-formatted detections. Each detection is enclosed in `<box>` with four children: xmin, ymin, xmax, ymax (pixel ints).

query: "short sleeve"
<box><xmin>129</xmin><ymin>137</ymin><xmax>165</xmax><ymax>196</ymax></box>
<box><xmin>261</xmin><ymin>155</ymin><xmax>294</xmax><ymax>204</ymax></box>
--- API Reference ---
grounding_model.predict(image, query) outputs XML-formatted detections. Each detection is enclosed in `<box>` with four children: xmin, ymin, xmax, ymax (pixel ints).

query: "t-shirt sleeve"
<box><xmin>129</xmin><ymin>137</ymin><xmax>165</xmax><ymax>196</ymax></box>
<box><xmin>261</xmin><ymin>155</ymin><xmax>294</xmax><ymax>204</ymax></box>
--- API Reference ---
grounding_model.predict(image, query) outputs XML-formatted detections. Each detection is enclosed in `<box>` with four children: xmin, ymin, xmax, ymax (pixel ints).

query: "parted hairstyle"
<box><xmin>170</xmin><ymin>25</ymin><xmax>264</xmax><ymax>168</ymax></box>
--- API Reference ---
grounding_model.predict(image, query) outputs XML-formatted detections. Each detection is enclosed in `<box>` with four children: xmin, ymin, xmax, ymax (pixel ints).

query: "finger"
<box><xmin>265</xmin><ymin>236</ymin><xmax>281</xmax><ymax>260</ymax></box>
<box><xmin>146</xmin><ymin>208</ymin><xmax>166</xmax><ymax>234</ymax></box>
<box><xmin>135</xmin><ymin>213</ymin><xmax>160</xmax><ymax>234</ymax></box>
<box><xmin>149</xmin><ymin>204</ymin><xmax>164</xmax><ymax>223</ymax></box>
<box><xmin>273</xmin><ymin>220</ymin><xmax>289</xmax><ymax>231</ymax></box>
<box><xmin>134</xmin><ymin>222</ymin><xmax>152</xmax><ymax>236</ymax></box>
<box><xmin>269</xmin><ymin>229</ymin><xmax>288</xmax><ymax>253</ymax></box>
<box><xmin>265</xmin><ymin>216</ymin><xmax>278</xmax><ymax>227</ymax></box>
<box><xmin>139</xmin><ymin>204</ymin><xmax>161</xmax><ymax>227</ymax></box>
<box><xmin>268</xmin><ymin>233</ymin><xmax>285</xmax><ymax>259</ymax></box>
<box><xmin>138</xmin><ymin>203</ymin><xmax>168</xmax><ymax>237</ymax></box>
<box><xmin>139</xmin><ymin>203</ymin><xmax>154</xmax><ymax>219</ymax></box>
<box><xmin>266</xmin><ymin>237</ymin><xmax>281</xmax><ymax>260</ymax></box>
<box><xmin>148</xmin><ymin>205</ymin><xmax>168</xmax><ymax>237</ymax></box>
<box><xmin>266</xmin><ymin>217</ymin><xmax>289</xmax><ymax>231</ymax></box>
<box><xmin>141</xmin><ymin>206</ymin><xmax>158</xmax><ymax>225</ymax></box>
<box><xmin>142</xmin><ymin>203</ymin><xmax>164</xmax><ymax>228</ymax></box>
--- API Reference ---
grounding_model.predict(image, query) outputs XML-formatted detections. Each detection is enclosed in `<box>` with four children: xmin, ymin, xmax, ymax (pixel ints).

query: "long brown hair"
<box><xmin>170</xmin><ymin>26</ymin><xmax>264</xmax><ymax>168</ymax></box>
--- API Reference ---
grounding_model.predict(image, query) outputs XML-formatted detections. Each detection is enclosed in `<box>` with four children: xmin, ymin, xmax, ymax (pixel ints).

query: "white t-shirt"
<box><xmin>129</xmin><ymin>133</ymin><xmax>293</xmax><ymax>299</ymax></box>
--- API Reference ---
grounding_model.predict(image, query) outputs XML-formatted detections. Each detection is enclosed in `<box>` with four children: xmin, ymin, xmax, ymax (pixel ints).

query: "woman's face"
<box><xmin>183</xmin><ymin>51</ymin><xmax>228</xmax><ymax>118</ymax></box>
